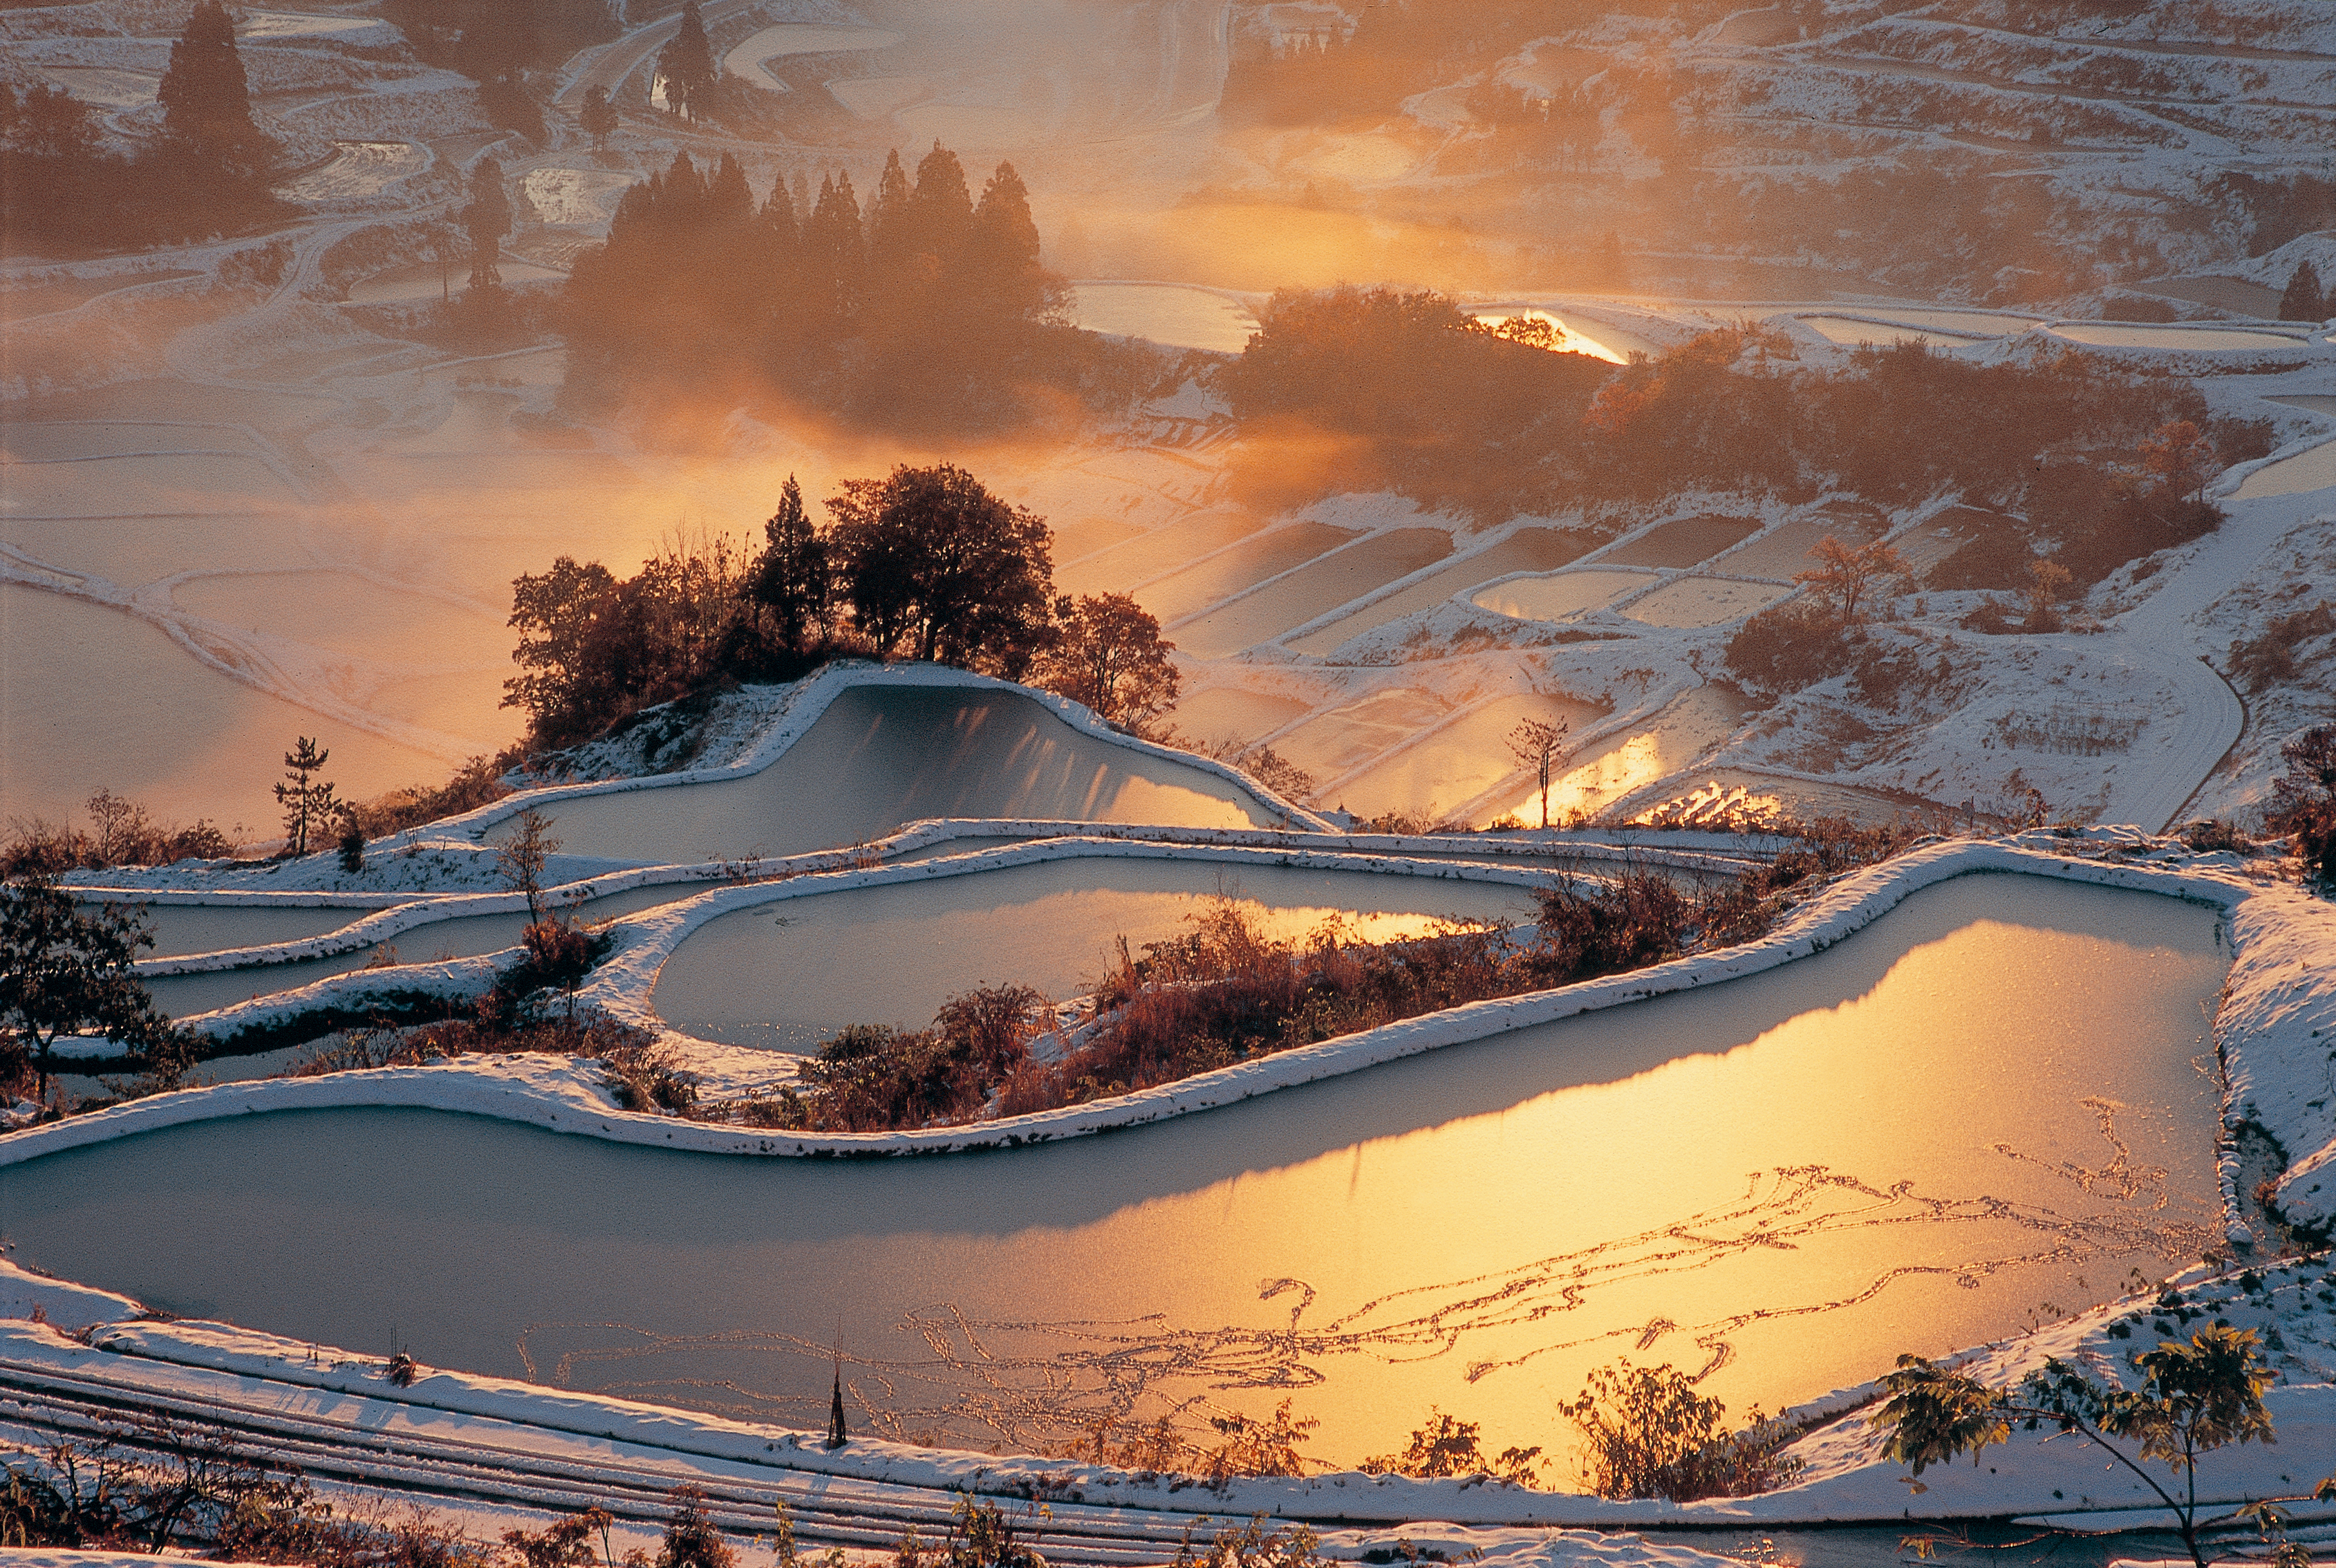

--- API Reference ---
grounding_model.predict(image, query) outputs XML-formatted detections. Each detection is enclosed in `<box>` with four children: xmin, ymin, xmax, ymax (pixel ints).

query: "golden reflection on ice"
<box><xmin>551</xmin><ymin>890</ymin><xmax>2224</xmax><ymax>1468</ymax></box>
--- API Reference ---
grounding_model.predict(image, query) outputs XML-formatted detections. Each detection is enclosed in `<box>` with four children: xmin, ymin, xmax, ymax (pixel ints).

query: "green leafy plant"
<box><xmin>1870</xmin><ymin>1326</ymin><xmax>2333</xmax><ymax>1568</ymax></box>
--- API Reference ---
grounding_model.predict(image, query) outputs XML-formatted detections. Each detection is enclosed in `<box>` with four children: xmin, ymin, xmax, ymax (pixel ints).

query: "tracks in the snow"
<box><xmin>0</xmin><ymin>1352</ymin><xmax>1253</xmax><ymax>1564</ymax></box>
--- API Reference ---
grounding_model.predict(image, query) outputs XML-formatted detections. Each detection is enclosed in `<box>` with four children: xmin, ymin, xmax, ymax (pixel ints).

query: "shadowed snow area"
<box><xmin>654</xmin><ymin>858</ymin><xmax>1543</xmax><ymax>1049</ymax></box>
<box><xmin>536</xmin><ymin>686</ymin><xmax>1281</xmax><ymax>866</ymax></box>
<box><xmin>135</xmin><ymin>883</ymin><xmax>702</xmax><ymax>1023</ymax></box>
<box><xmin>0</xmin><ymin>875</ymin><xmax>2226</xmax><ymax>1468</ymax></box>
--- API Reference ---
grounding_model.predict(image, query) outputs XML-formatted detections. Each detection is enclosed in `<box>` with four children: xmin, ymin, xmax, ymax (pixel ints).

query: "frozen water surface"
<box><xmin>1288</xmin><ymin>527</ymin><xmax>1600</xmax><ymax>656</ymax></box>
<box><xmin>1067</xmin><ymin>283</ymin><xmax>1258</xmax><ymax>354</ymax></box>
<box><xmin>2047</xmin><ymin>322</ymin><xmax>2305</xmax><ymax>350</ymax></box>
<box><xmin>654</xmin><ymin>857</ymin><xmax>1545</xmax><ymax>1050</ymax></box>
<box><xmin>78</xmin><ymin>901</ymin><xmax>373</xmax><ymax>960</ymax></box>
<box><xmin>0</xmin><ymin>875</ymin><xmax>2225</xmax><ymax>1470</ymax></box>
<box><xmin>1472</xmin><ymin>568</ymin><xmax>1658</xmax><ymax>622</ymax></box>
<box><xmin>1623</xmin><ymin>577</ymin><xmax>1791</xmax><ymax>628</ymax></box>
<box><xmin>1175</xmin><ymin>528</ymin><xmax>1452</xmax><ymax>655</ymax></box>
<box><xmin>724</xmin><ymin>24</ymin><xmax>902</xmax><ymax>91</ymax></box>
<box><xmin>531</xmin><ymin>685</ymin><xmax>1280</xmax><ymax>866</ymax></box>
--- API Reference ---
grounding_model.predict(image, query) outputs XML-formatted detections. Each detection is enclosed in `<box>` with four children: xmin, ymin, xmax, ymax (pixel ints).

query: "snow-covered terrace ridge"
<box><xmin>418</xmin><ymin>662</ymin><xmax>1336</xmax><ymax>848</ymax></box>
<box><xmin>53</xmin><ymin>833</ymin><xmax>1677</xmax><ymax>1054</ymax></box>
<box><xmin>15</xmin><ymin>836</ymin><xmax>2326</xmax><ymax>1182</ymax></box>
<box><xmin>75</xmin><ymin>822</ymin><xmax>1766</xmax><ymax>976</ymax></box>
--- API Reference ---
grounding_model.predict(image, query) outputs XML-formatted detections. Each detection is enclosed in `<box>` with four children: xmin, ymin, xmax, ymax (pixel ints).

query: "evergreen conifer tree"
<box><xmin>273</xmin><ymin>736</ymin><xmax>339</xmax><ymax>856</ymax></box>
<box><xmin>749</xmin><ymin>476</ymin><xmax>830</xmax><ymax>653</ymax></box>
<box><xmin>867</xmin><ymin>147</ymin><xmax>914</xmax><ymax>277</ymax></box>
<box><xmin>579</xmin><ymin>84</ymin><xmax>617</xmax><ymax>149</ymax></box>
<box><xmin>463</xmin><ymin>155</ymin><xmax>512</xmax><ymax>286</ymax></box>
<box><xmin>910</xmin><ymin>140</ymin><xmax>975</xmax><ymax>261</ymax></box>
<box><xmin>2279</xmin><ymin>259</ymin><xmax>2325</xmax><ymax>322</ymax></box>
<box><xmin>969</xmin><ymin>160</ymin><xmax>1053</xmax><ymax>320</ymax></box>
<box><xmin>707</xmin><ymin>151</ymin><xmax>752</xmax><ymax>225</ymax></box>
<box><xmin>158</xmin><ymin>0</ymin><xmax>271</xmax><ymax>178</ymax></box>
<box><xmin>657</xmin><ymin>0</ymin><xmax>716</xmax><ymax>119</ymax></box>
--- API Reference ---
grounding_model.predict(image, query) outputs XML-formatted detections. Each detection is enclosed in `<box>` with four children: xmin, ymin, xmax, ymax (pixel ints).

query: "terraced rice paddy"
<box><xmin>1471</xmin><ymin>569</ymin><xmax>1658</xmax><ymax>622</ymax></box>
<box><xmin>653</xmin><ymin>858</ymin><xmax>1545</xmax><ymax>1050</ymax></box>
<box><xmin>1287</xmin><ymin>527</ymin><xmax>1602</xmax><ymax>656</ymax></box>
<box><xmin>1172</xmin><ymin>529</ymin><xmax>1452</xmax><ymax>656</ymax></box>
<box><xmin>525</xmin><ymin>686</ymin><xmax>1282</xmax><ymax>867</ymax></box>
<box><xmin>0</xmin><ymin>877</ymin><xmax>2227</xmax><ymax>1468</ymax></box>
<box><xmin>1623</xmin><ymin>577</ymin><xmax>1792</xmax><ymax>628</ymax></box>
<box><xmin>1325</xmin><ymin>691</ymin><xmax>1605</xmax><ymax>821</ymax></box>
<box><xmin>1596</xmin><ymin>514</ymin><xmax>1762</xmax><ymax>570</ymax></box>
<box><xmin>1141</xmin><ymin>521</ymin><xmax>1359</xmax><ymax>624</ymax></box>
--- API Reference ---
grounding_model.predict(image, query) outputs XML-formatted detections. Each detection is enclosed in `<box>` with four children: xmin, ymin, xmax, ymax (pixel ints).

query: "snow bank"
<box><xmin>2220</xmin><ymin>884</ymin><xmax>2336</xmax><ymax>1229</ymax></box>
<box><xmin>0</xmin><ymin>1258</ymin><xmax>142</xmax><ymax>1332</ymax></box>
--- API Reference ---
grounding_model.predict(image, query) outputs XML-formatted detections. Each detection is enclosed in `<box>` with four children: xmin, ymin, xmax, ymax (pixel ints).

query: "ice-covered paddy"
<box><xmin>1174</xmin><ymin>528</ymin><xmax>1452</xmax><ymax>656</ymax></box>
<box><xmin>1484</xmin><ymin>685</ymin><xmax>1750</xmax><ymax>825</ymax></box>
<box><xmin>1798</xmin><ymin>315</ymin><xmax>1988</xmax><ymax>349</ymax></box>
<box><xmin>654</xmin><ymin>859</ymin><xmax>1544</xmax><ymax>1051</ymax></box>
<box><xmin>140</xmin><ymin>882</ymin><xmax>702</xmax><ymax>1023</ymax></box>
<box><xmin>1141</xmin><ymin>521</ymin><xmax>1357</xmax><ymax>624</ymax></box>
<box><xmin>0</xmin><ymin>875</ymin><xmax>2225</xmax><ymax>1467</ymax></box>
<box><xmin>1598</xmin><ymin>514</ymin><xmax>1762</xmax><ymax>570</ymax></box>
<box><xmin>1066</xmin><ymin>282</ymin><xmax>1258</xmax><ymax>354</ymax></box>
<box><xmin>2234</xmin><ymin>436</ymin><xmax>2336</xmax><ymax>500</ymax></box>
<box><xmin>1160</xmin><ymin>686</ymin><xmax>1314</xmax><ymax>747</ymax></box>
<box><xmin>1</xmin><ymin>451</ymin><xmax>298</xmax><ymax>519</ymax></box>
<box><xmin>345</xmin><ymin>261</ymin><xmax>568</xmax><ymax>305</ymax></box>
<box><xmin>0</xmin><ymin>584</ymin><xmax>449</xmax><ymax>827</ymax></box>
<box><xmin>1054</xmin><ymin>512</ymin><xmax>1263</xmax><ymax>597</ymax></box>
<box><xmin>35</xmin><ymin>66</ymin><xmax>157</xmax><ymax>109</ymax></box>
<box><xmin>1288</xmin><ymin>527</ymin><xmax>1599</xmax><ymax>657</ymax></box>
<box><xmin>724</xmin><ymin>24</ymin><xmax>903</xmax><ymax>91</ymax></box>
<box><xmin>77</xmin><ymin>900</ymin><xmax>371</xmax><ymax>960</ymax></box>
<box><xmin>235</xmin><ymin>11</ymin><xmax>382</xmax><ymax>37</ymax></box>
<box><xmin>2047</xmin><ymin>322</ymin><xmax>2306</xmax><ymax>351</ymax></box>
<box><xmin>1327</xmin><ymin>691</ymin><xmax>1607</xmax><ymax>821</ymax></box>
<box><xmin>1471</xmin><ymin>568</ymin><xmax>1657</xmax><ymax>622</ymax></box>
<box><xmin>1622</xmin><ymin>577</ymin><xmax>1791</xmax><ymax>628</ymax></box>
<box><xmin>530</xmin><ymin>686</ymin><xmax>1284</xmax><ymax>868</ymax></box>
<box><xmin>827</xmin><ymin>75</ymin><xmax>926</xmax><ymax>119</ymax></box>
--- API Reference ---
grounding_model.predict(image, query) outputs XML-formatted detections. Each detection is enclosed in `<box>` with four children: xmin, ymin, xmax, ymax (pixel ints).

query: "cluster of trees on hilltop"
<box><xmin>559</xmin><ymin>143</ymin><xmax>1139</xmax><ymax>433</ymax></box>
<box><xmin>1221</xmin><ymin>288</ymin><xmax>2268</xmax><ymax>584</ymax></box>
<box><xmin>1220</xmin><ymin>286</ymin><xmax>1613</xmax><ymax>517</ymax></box>
<box><xmin>1</xmin><ymin>1</ymin><xmax>287</xmax><ymax>255</ymax></box>
<box><xmin>502</xmin><ymin>465</ymin><xmax>1179</xmax><ymax>751</ymax></box>
<box><xmin>380</xmin><ymin>0</ymin><xmax>615</xmax><ymax>138</ymax></box>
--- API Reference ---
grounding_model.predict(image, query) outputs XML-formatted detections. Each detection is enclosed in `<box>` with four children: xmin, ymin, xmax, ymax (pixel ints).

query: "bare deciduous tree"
<box><xmin>1506</xmin><ymin>717</ymin><xmax>1571</xmax><ymax>830</ymax></box>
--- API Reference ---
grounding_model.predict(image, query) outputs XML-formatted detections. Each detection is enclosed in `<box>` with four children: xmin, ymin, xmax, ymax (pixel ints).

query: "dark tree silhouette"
<box><xmin>1034</xmin><ymin>593</ymin><xmax>1179</xmax><ymax>728</ymax></box>
<box><xmin>274</xmin><ymin>736</ymin><xmax>339</xmax><ymax>856</ymax></box>
<box><xmin>579</xmin><ymin>84</ymin><xmax>617</xmax><ymax>149</ymax></box>
<box><xmin>748</xmin><ymin>476</ymin><xmax>830</xmax><ymax>654</ymax></box>
<box><xmin>657</xmin><ymin>1</ymin><xmax>716</xmax><ymax>120</ymax></box>
<box><xmin>2268</xmin><ymin>723</ymin><xmax>2336</xmax><ymax>880</ymax></box>
<box><xmin>826</xmin><ymin>464</ymin><xmax>1054</xmax><ymax>672</ymax></box>
<box><xmin>158</xmin><ymin>0</ymin><xmax>272</xmax><ymax>178</ymax></box>
<box><xmin>1</xmin><ymin>879</ymin><xmax>180</xmax><ymax>1103</ymax></box>
<box><xmin>463</xmin><ymin>155</ymin><xmax>512</xmax><ymax>286</ymax></box>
